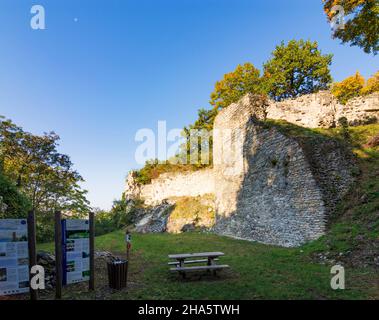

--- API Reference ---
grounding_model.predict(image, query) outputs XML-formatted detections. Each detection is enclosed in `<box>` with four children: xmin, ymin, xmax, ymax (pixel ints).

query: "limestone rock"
<box><xmin>124</xmin><ymin>171</ymin><xmax>141</xmax><ymax>201</ymax></box>
<box><xmin>134</xmin><ymin>201</ymin><xmax>174</xmax><ymax>233</ymax></box>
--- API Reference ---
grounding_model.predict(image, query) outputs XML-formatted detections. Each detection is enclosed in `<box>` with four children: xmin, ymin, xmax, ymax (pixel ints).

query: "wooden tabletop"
<box><xmin>168</xmin><ymin>252</ymin><xmax>224</xmax><ymax>259</ymax></box>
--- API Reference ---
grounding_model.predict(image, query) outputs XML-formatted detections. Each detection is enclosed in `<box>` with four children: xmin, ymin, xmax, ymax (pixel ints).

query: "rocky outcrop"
<box><xmin>124</xmin><ymin>172</ymin><xmax>141</xmax><ymax>201</ymax></box>
<box><xmin>132</xmin><ymin>201</ymin><xmax>174</xmax><ymax>233</ymax></box>
<box><xmin>130</xmin><ymin>195</ymin><xmax>215</xmax><ymax>234</ymax></box>
<box><xmin>166</xmin><ymin>195</ymin><xmax>215</xmax><ymax>233</ymax></box>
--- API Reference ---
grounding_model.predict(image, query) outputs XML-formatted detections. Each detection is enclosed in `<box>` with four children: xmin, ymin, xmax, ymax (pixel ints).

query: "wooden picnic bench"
<box><xmin>168</xmin><ymin>252</ymin><xmax>229</xmax><ymax>278</ymax></box>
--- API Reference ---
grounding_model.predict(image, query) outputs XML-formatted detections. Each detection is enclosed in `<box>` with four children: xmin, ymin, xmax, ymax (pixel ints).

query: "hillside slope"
<box><xmin>302</xmin><ymin>123</ymin><xmax>379</xmax><ymax>269</ymax></box>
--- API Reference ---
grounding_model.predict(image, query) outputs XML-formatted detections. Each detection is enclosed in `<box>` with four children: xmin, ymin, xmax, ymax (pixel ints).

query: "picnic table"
<box><xmin>168</xmin><ymin>252</ymin><xmax>229</xmax><ymax>278</ymax></box>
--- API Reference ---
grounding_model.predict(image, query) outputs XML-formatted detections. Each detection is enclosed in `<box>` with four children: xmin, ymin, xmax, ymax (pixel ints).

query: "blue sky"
<box><xmin>0</xmin><ymin>0</ymin><xmax>378</xmax><ymax>209</ymax></box>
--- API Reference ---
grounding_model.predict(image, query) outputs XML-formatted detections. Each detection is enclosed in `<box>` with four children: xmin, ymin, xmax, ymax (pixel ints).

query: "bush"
<box><xmin>0</xmin><ymin>170</ymin><xmax>31</xmax><ymax>219</ymax></box>
<box><xmin>331</xmin><ymin>72</ymin><xmax>365</xmax><ymax>104</ymax></box>
<box><xmin>361</xmin><ymin>71</ymin><xmax>379</xmax><ymax>96</ymax></box>
<box><xmin>35</xmin><ymin>214</ymin><xmax>55</xmax><ymax>243</ymax></box>
<box><xmin>95</xmin><ymin>210</ymin><xmax>118</xmax><ymax>236</ymax></box>
<box><xmin>134</xmin><ymin>160</ymin><xmax>200</xmax><ymax>185</ymax></box>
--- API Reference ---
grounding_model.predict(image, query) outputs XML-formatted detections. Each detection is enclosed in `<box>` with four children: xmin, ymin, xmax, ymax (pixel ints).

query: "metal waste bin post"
<box><xmin>107</xmin><ymin>260</ymin><xmax>128</xmax><ymax>290</ymax></box>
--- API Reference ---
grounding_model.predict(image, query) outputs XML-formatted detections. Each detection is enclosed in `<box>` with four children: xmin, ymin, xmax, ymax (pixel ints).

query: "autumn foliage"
<box><xmin>331</xmin><ymin>71</ymin><xmax>379</xmax><ymax>104</ymax></box>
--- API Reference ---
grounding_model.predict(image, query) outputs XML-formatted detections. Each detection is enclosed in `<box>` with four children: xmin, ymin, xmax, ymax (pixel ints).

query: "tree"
<box><xmin>0</xmin><ymin>169</ymin><xmax>31</xmax><ymax>219</ymax></box>
<box><xmin>210</xmin><ymin>63</ymin><xmax>266</xmax><ymax>111</ymax></box>
<box><xmin>361</xmin><ymin>71</ymin><xmax>379</xmax><ymax>95</ymax></box>
<box><xmin>331</xmin><ymin>71</ymin><xmax>365</xmax><ymax>104</ymax></box>
<box><xmin>323</xmin><ymin>0</ymin><xmax>379</xmax><ymax>55</ymax></box>
<box><xmin>0</xmin><ymin>116</ymin><xmax>90</xmax><ymax>214</ymax></box>
<box><xmin>263</xmin><ymin>40</ymin><xmax>333</xmax><ymax>101</ymax></box>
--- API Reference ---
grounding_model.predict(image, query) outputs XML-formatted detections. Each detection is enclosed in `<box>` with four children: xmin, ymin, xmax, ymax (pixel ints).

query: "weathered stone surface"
<box><xmin>131</xmin><ymin>195</ymin><xmax>215</xmax><ymax>234</ymax></box>
<box><xmin>213</xmin><ymin>94</ymin><xmax>356</xmax><ymax>247</ymax></box>
<box><xmin>134</xmin><ymin>201</ymin><xmax>174</xmax><ymax>233</ymax></box>
<box><xmin>37</xmin><ymin>251</ymin><xmax>56</xmax><ymax>289</ymax></box>
<box><xmin>166</xmin><ymin>195</ymin><xmax>215</xmax><ymax>233</ymax></box>
<box><xmin>267</xmin><ymin>91</ymin><xmax>379</xmax><ymax>128</ymax></box>
<box><xmin>125</xmin><ymin>169</ymin><xmax>214</xmax><ymax>206</ymax></box>
<box><xmin>124</xmin><ymin>91</ymin><xmax>373</xmax><ymax>247</ymax></box>
<box><xmin>124</xmin><ymin>171</ymin><xmax>142</xmax><ymax>201</ymax></box>
<box><xmin>336</xmin><ymin>93</ymin><xmax>379</xmax><ymax>126</ymax></box>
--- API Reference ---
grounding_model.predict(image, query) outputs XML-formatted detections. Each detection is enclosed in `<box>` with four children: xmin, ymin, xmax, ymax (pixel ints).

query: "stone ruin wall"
<box><xmin>125</xmin><ymin>91</ymin><xmax>378</xmax><ymax>247</ymax></box>
<box><xmin>267</xmin><ymin>91</ymin><xmax>379</xmax><ymax>128</ymax></box>
<box><xmin>126</xmin><ymin>169</ymin><xmax>214</xmax><ymax>206</ymax></box>
<box><xmin>213</xmin><ymin>93</ymin><xmax>357</xmax><ymax>247</ymax></box>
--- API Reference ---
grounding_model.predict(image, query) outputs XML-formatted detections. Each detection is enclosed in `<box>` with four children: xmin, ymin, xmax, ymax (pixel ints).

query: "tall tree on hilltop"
<box><xmin>263</xmin><ymin>39</ymin><xmax>333</xmax><ymax>101</ymax></box>
<box><xmin>323</xmin><ymin>0</ymin><xmax>379</xmax><ymax>55</ymax></box>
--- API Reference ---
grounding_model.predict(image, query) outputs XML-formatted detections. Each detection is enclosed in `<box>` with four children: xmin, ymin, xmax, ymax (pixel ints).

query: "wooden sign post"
<box><xmin>89</xmin><ymin>211</ymin><xmax>95</xmax><ymax>291</ymax></box>
<box><xmin>54</xmin><ymin>210</ymin><xmax>63</xmax><ymax>299</ymax></box>
<box><xmin>27</xmin><ymin>210</ymin><xmax>38</xmax><ymax>300</ymax></box>
<box><xmin>125</xmin><ymin>230</ymin><xmax>131</xmax><ymax>261</ymax></box>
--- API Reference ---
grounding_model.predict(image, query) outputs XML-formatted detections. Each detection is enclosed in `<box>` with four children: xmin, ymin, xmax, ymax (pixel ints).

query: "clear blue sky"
<box><xmin>0</xmin><ymin>0</ymin><xmax>378</xmax><ymax>209</ymax></box>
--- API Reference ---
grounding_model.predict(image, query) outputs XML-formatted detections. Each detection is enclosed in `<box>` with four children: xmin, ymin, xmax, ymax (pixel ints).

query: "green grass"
<box><xmin>38</xmin><ymin>231</ymin><xmax>377</xmax><ymax>300</ymax></box>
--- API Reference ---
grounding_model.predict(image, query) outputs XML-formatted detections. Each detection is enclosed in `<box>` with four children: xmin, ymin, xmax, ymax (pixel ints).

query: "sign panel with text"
<box><xmin>0</xmin><ymin>219</ymin><xmax>29</xmax><ymax>296</ymax></box>
<box><xmin>62</xmin><ymin>219</ymin><xmax>90</xmax><ymax>285</ymax></box>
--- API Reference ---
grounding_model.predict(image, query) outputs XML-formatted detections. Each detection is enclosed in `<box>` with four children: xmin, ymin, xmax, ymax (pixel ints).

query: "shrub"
<box><xmin>337</xmin><ymin>117</ymin><xmax>351</xmax><ymax>141</ymax></box>
<box><xmin>134</xmin><ymin>160</ymin><xmax>200</xmax><ymax>185</ymax></box>
<box><xmin>331</xmin><ymin>72</ymin><xmax>365</xmax><ymax>104</ymax></box>
<box><xmin>0</xmin><ymin>170</ymin><xmax>31</xmax><ymax>219</ymax></box>
<box><xmin>361</xmin><ymin>71</ymin><xmax>379</xmax><ymax>96</ymax></box>
<box><xmin>94</xmin><ymin>210</ymin><xmax>118</xmax><ymax>236</ymax></box>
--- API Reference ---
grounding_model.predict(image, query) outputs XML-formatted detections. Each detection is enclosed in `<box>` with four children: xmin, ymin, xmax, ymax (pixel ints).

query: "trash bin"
<box><xmin>107</xmin><ymin>260</ymin><xmax>128</xmax><ymax>290</ymax></box>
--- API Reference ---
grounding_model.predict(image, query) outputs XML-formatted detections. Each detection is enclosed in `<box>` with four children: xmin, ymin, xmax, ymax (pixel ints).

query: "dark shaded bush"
<box><xmin>0</xmin><ymin>170</ymin><xmax>31</xmax><ymax>219</ymax></box>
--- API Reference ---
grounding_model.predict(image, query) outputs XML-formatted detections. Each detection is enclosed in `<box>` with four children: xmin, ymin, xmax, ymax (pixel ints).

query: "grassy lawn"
<box><xmin>38</xmin><ymin>231</ymin><xmax>378</xmax><ymax>300</ymax></box>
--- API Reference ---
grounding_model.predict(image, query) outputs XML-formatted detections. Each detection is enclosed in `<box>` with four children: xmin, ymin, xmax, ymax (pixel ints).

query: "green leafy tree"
<box><xmin>323</xmin><ymin>0</ymin><xmax>379</xmax><ymax>55</ymax></box>
<box><xmin>331</xmin><ymin>71</ymin><xmax>365</xmax><ymax>104</ymax></box>
<box><xmin>0</xmin><ymin>116</ymin><xmax>90</xmax><ymax>241</ymax></box>
<box><xmin>263</xmin><ymin>40</ymin><xmax>333</xmax><ymax>101</ymax></box>
<box><xmin>0</xmin><ymin>116</ymin><xmax>90</xmax><ymax>214</ymax></box>
<box><xmin>210</xmin><ymin>63</ymin><xmax>266</xmax><ymax>111</ymax></box>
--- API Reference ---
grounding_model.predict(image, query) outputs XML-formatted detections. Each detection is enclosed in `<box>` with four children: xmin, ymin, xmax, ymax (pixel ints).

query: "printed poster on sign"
<box><xmin>0</xmin><ymin>219</ymin><xmax>29</xmax><ymax>296</ymax></box>
<box><xmin>62</xmin><ymin>219</ymin><xmax>90</xmax><ymax>285</ymax></box>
